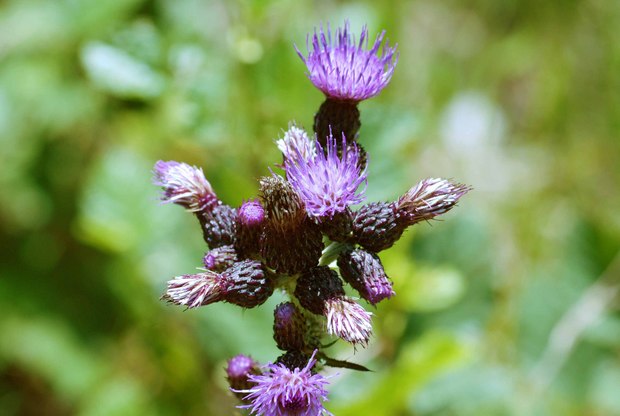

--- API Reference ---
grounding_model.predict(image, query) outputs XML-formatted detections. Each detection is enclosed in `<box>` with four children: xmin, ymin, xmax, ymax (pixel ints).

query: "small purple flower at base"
<box><xmin>296</xmin><ymin>22</ymin><xmax>398</xmax><ymax>102</ymax></box>
<box><xmin>325</xmin><ymin>297</ymin><xmax>372</xmax><ymax>347</ymax></box>
<box><xmin>153</xmin><ymin>160</ymin><xmax>218</xmax><ymax>212</ymax></box>
<box><xmin>285</xmin><ymin>133</ymin><xmax>367</xmax><ymax>218</ymax></box>
<box><xmin>237</xmin><ymin>351</ymin><xmax>332</xmax><ymax>416</ymax></box>
<box><xmin>227</xmin><ymin>355</ymin><xmax>261</xmax><ymax>400</ymax></box>
<box><xmin>397</xmin><ymin>178</ymin><xmax>471</xmax><ymax>225</ymax></box>
<box><xmin>162</xmin><ymin>271</ymin><xmax>226</xmax><ymax>309</ymax></box>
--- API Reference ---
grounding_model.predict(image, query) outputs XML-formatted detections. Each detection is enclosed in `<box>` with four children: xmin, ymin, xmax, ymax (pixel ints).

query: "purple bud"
<box><xmin>338</xmin><ymin>249</ymin><xmax>394</xmax><ymax>305</ymax></box>
<box><xmin>227</xmin><ymin>355</ymin><xmax>260</xmax><ymax>400</ymax></box>
<box><xmin>235</xmin><ymin>200</ymin><xmax>265</xmax><ymax>258</ymax></box>
<box><xmin>273</xmin><ymin>302</ymin><xmax>306</xmax><ymax>351</ymax></box>
<box><xmin>351</xmin><ymin>201</ymin><xmax>404</xmax><ymax>252</ymax></box>
<box><xmin>198</xmin><ymin>204</ymin><xmax>237</xmax><ymax>249</ymax></box>
<box><xmin>203</xmin><ymin>245</ymin><xmax>238</xmax><ymax>272</ymax></box>
<box><xmin>222</xmin><ymin>260</ymin><xmax>274</xmax><ymax>308</ymax></box>
<box><xmin>238</xmin><ymin>200</ymin><xmax>265</xmax><ymax>227</ymax></box>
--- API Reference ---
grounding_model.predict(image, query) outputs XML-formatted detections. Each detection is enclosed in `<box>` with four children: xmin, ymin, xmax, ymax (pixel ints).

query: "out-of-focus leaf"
<box><xmin>330</xmin><ymin>330</ymin><xmax>471</xmax><ymax>415</ymax></box>
<box><xmin>81</xmin><ymin>42</ymin><xmax>165</xmax><ymax>99</ymax></box>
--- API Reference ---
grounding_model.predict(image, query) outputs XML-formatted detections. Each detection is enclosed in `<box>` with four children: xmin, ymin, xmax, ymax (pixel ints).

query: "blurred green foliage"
<box><xmin>1</xmin><ymin>0</ymin><xmax>619</xmax><ymax>415</ymax></box>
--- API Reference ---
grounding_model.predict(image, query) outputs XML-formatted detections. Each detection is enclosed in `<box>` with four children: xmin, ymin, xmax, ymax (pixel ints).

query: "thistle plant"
<box><xmin>153</xmin><ymin>22</ymin><xmax>470</xmax><ymax>416</ymax></box>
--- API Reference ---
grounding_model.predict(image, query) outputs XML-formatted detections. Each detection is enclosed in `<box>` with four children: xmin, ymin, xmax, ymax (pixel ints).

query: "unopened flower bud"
<box><xmin>203</xmin><ymin>245</ymin><xmax>238</xmax><ymax>272</ymax></box>
<box><xmin>294</xmin><ymin>266</ymin><xmax>346</xmax><ymax>315</ymax></box>
<box><xmin>198</xmin><ymin>204</ymin><xmax>237</xmax><ymax>249</ymax></box>
<box><xmin>351</xmin><ymin>201</ymin><xmax>404</xmax><ymax>252</ymax></box>
<box><xmin>259</xmin><ymin>175</ymin><xmax>323</xmax><ymax>274</ymax></box>
<box><xmin>273</xmin><ymin>302</ymin><xmax>307</xmax><ymax>351</ymax></box>
<box><xmin>338</xmin><ymin>249</ymin><xmax>394</xmax><ymax>305</ymax></box>
<box><xmin>259</xmin><ymin>174</ymin><xmax>306</xmax><ymax>230</ymax></box>
<box><xmin>235</xmin><ymin>200</ymin><xmax>265</xmax><ymax>257</ymax></box>
<box><xmin>222</xmin><ymin>260</ymin><xmax>274</xmax><ymax>308</ymax></box>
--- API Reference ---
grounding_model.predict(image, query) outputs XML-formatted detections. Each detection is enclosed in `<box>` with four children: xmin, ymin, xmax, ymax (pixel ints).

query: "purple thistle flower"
<box><xmin>153</xmin><ymin>160</ymin><xmax>218</xmax><ymax>212</ymax></box>
<box><xmin>296</xmin><ymin>21</ymin><xmax>398</xmax><ymax>102</ymax></box>
<box><xmin>285</xmin><ymin>133</ymin><xmax>367</xmax><ymax>218</ymax></box>
<box><xmin>276</xmin><ymin>124</ymin><xmax>316</xmax><ymax>162</ymax></box>
<box><xmin>397</xmin><ymin>178</ymin><xmax>471</xmax><ymax>224</ymax></box>
<box><xmin>238</xmin><ymin>350</ymin><xmax>332</xmax><ymax>416</ymax></box>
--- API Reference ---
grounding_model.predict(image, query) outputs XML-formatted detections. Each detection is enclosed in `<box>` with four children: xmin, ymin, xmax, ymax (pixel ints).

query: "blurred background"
<box><xmin>1</xmin><ymin>0</ymin><xmax>619</xmax><ymax>414</ymax></box>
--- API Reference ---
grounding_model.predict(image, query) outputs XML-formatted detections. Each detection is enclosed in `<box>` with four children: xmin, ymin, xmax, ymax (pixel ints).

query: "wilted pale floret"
<box><xmin>285</xmin><ymin>133</ymin><xmax>367</xmax><ymax>218</ymax></box>
<box><xmin>276</xmin><ymin>124</ymin><xmax>316</xmax><ymax>162</ymax></box>
<box><xmin>238</xmin><ymin>351</ymin><xmax>332</xmax><ymax>416</ymax></box>
<box><xmin>325</xmin><ymin>297</ymin><xmax>373</xmax><ymax>346</ymax></box>
<box><xmin>162</xmin><ymin>271</ymin><xmax>225</xmax><ymax>309</ymax></box>
<box><xmin>397</xmin><ymin>178</ymin><xmax>471</xmax><ymax>224</ymax></box>
<box><xmin>296</xmin><ymin>21</ymin><xmax>398</xmax><ymax>101</ymax></box>
<box><xmin>153</xmin><ymin>160</ymin><xmax>218</xmax><ymax>212</ymax></box>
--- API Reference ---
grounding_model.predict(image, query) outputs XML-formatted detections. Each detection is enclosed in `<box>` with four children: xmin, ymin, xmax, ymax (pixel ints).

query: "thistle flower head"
<box><xmin>397</xmin><ymin>178</ymin><xmax>471</xmax><ymax>224</ymax></box>
<box><xmin>153</xmin><ymin>160</ymin><xmax>218</xmax><ymax>212</ymax></box>
<box><xmin>285</xmin><ymin>133</ymin><xmax>367</xmax><ymax>218</ymax></box>
<box><xmin>296</xmin><ymin>21</ymin><xmax>398</xmax><ymax>102</ymax></box>
<box><xmin>277</xmin><ymin>124</ymin><xmax>316</xmax><ymax>162</ymax></box>
<box><xmin>238</xmin><ymin>350</ymin><xmax>332</xmax><ymax>416</ymax></box>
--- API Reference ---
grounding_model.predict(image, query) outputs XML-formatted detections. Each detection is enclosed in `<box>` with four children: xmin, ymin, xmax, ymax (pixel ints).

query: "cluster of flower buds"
<box><xmin>153</xmin><ymin>21</ymin><xmax>469</xmax><ymax>416</ymax></box>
